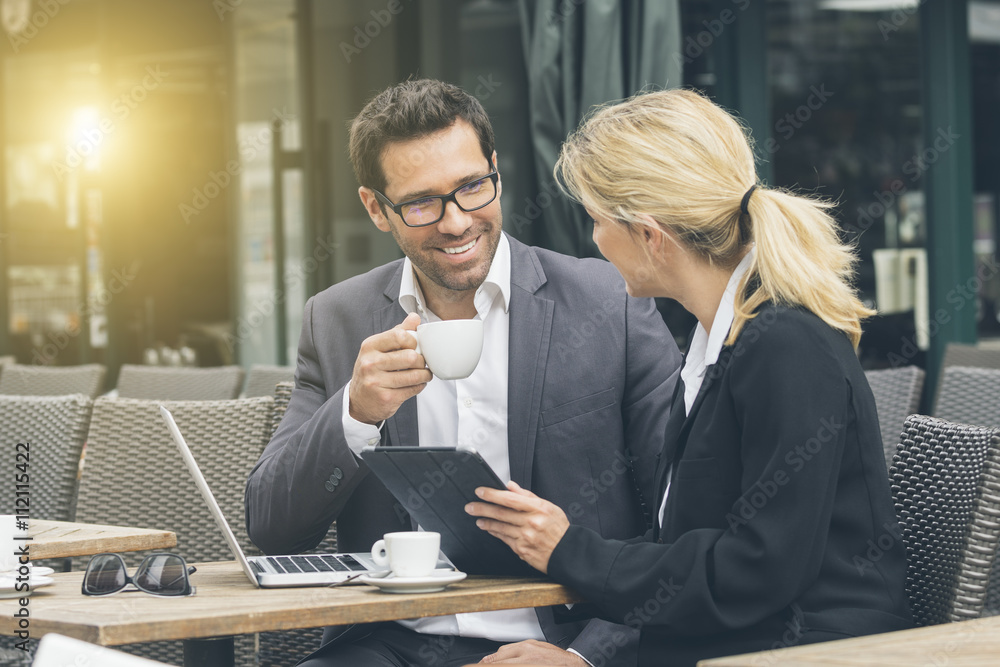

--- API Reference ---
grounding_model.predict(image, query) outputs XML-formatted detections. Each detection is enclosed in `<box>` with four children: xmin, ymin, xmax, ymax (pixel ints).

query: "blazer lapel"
<box><xmin>506</xmin><ymin>237</ymin><xmax>552</xmax><ymax>488</ymax></box>
<box><xmin>653</xmin><ymin>347</ymin><xmax>730</xmax><ymax>537</ymax></box>
<box><xmin>376</xmin><ymin>264</ymin><xmax>419</xmax><ymax>448</ymax></box>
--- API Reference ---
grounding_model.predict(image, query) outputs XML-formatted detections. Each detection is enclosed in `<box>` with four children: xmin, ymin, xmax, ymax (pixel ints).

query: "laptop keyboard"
<box><xmin>264</xmin><ymin>554</ymin><xmax>368</xmax><ymax>574</ymax></box>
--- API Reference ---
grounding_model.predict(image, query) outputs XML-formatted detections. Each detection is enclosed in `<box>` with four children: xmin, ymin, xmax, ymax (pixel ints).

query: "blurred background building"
<box><xmin>0</xmin><ymin>0</ymin><xmax>997</xmax><ymax>397</ymax></box>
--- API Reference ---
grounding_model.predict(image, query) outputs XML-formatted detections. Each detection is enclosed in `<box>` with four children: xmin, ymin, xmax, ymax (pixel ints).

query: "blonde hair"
<box><xmin>555</xmin><ymin>88</ymin><xmax>874</xmax><ymax>347</ymax></box>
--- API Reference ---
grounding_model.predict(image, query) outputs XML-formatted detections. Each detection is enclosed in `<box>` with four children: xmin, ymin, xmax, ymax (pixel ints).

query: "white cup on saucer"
<box><xmin>407</xmin><ymin>319</ymin><xmax>483</xmax><ymax>380</ymax></box>
<box><xmin>370</xmin><ymin>531</ymin><xmax>441</xmax><ymax>578</ymax></box>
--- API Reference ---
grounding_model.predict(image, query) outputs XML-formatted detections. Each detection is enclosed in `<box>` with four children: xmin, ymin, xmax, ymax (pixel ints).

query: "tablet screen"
<box><xmin>360</xmin><ymin>446</ymin><xmax>533</xmax><ymax>575</ymax></box>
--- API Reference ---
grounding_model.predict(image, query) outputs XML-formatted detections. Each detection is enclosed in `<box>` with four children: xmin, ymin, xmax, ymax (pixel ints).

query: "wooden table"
<box><xmin>0</xmin><ymin>560</ymin><xmax>583</xmax><ymax>666</ymax></box>
<box><xmin>27</xmin><ymin>520</ymin><xmax>177</xmax><ymax>560</ymax></box>
<box><xmin>698</xmin><ymin>615</ymin><xmax>1000</xmax><ymax>666</ymax></box>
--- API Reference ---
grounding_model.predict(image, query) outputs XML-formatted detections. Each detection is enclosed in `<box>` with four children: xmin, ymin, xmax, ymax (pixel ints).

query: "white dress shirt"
<box><xmin>658</xmin><ymin>248</ymin><xmax>756</xmax><ymax>528</ymax></box>
<box><xmin>341</xmin><ymin>235</ymin><xmax>547</xmax><ymax>643</ymax></box>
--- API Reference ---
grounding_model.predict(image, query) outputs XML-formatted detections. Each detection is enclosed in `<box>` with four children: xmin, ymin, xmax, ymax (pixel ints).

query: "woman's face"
<box><xmin>590</xmin><ymin>213</ymin><xmax>664</xmax><ymax>298</ymax></box>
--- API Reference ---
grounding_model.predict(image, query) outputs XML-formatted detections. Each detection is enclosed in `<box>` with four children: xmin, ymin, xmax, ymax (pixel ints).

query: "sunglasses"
<box><xmin>82</xmin><ymin>553</ymin><xmax>196</xmax><ymax>597</ymax></box>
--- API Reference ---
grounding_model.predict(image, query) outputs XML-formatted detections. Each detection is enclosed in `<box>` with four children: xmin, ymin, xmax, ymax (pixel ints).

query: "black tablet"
<box><xmin>360</xmin><ymin>446</ymin><xmax>533</xmax><ymax>575</ymax></box>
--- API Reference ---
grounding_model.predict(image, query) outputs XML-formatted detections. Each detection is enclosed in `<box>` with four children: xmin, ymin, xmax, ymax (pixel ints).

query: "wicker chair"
<box><xmin>115</xmin><ymin>365</ymin><xmax>244</xmax><ymax>400</ymax></box>
<box><xmin>0</xmin><ymin>394</ymin><xmax>92</xmax><ymax>519</ymax></box>
<box><xmin>933</xmin><ymin>343</ymin><xmax>1000</xmax><ymax>410</ymax></box>
<box><xmin>933</xmin><ymin>366</ymin><xmax>1000</xmax><ymax>429</ymax></box>
<box><xmin>243</xmin><ymin>364</ymin><xmax>295</xmax><ymax>397</ymax></box>
<box><xmin>888</xmin><ymin>414</ymin><xmax>1000</xmax><ymax>626</ymax></box>
<box><xmin>0</xmin><ymin>394</ymin><xmax>93</xmax><ymax>662</ymax></box>
<box><xmin>865</xmin><ymin>366</ymin><xmax>925</xmax><ymax>467</ymax></box>
<box><xmin>0</xmin><ymin>363</ymin><xmax>106</xmax><ymax>398</ymax></box>
<box><xmin>74</xmin><ymin>396</ymin><xmax>274</xmax><ymax>666</ymax></box>
<box><xmin>257</xmin><ymin>381</ymin><xmax>338</xmax><ymax>667</ymax></box>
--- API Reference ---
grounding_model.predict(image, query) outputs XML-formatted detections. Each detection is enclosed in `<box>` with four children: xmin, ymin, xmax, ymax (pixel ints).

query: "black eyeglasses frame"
<box><xmin>370</xmin><ymin>169</ymin><xmax>500</xmax><ymax>228</ymax></box>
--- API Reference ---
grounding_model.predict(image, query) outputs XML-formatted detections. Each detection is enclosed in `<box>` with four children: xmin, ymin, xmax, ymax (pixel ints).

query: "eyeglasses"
<box><xmin>82</xmin><ymin>553</ymin><xmax>196</xmax><ymax>597</ymax></box>
<box><xmin>371</xmin><ymin>169</ymin><xmax>499</xmax><ymax>227</ymax></box>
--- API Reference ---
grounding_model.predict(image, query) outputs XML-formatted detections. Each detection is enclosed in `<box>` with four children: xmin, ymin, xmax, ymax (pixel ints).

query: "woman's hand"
<box><xmin>465</xmin><ymin>481</ymin><xmax>570</xmax><ymax>574</ymax></box>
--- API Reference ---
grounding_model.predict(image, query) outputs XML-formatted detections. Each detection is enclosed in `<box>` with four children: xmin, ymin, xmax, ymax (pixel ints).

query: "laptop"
<box><xmin>160</xmin><ymin>405</ymin><xmax>403</xmax><ymax>588</ymax></box>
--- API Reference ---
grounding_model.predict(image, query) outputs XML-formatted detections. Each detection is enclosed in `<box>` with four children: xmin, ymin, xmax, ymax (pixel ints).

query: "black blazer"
<box><xmin>548</xmin><ymin>304</ymin><xmax>913</xmax><ymax>666</ymax></box>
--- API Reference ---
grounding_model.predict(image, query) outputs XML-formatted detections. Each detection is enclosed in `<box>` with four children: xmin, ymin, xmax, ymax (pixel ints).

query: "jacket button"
<box><xmin>324</xmin><ymin>480</ymin><xmax>337</xmax><ymax>492</ymax></box>
<box><xmin>333</xmin><ymin>467</ymin><xmax>343</xmax><ymax>479</ymax></box>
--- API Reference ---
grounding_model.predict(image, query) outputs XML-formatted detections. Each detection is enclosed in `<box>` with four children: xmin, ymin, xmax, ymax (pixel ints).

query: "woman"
<box><xmin>467</xmin><ymin>89</ymin><xmax>913</xmax><ymax>666</ymax></box>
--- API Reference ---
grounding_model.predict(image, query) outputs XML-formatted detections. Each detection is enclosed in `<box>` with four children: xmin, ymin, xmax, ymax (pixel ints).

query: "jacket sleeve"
<box><xmin>244</xmin><ymin>297</ymin><xmax>371</xmax><ymax>555</ymax></box>
<box><xmin>549</xmin><ymin>313</ymin><xmax>851</xmax><ymax>636</ymax></box>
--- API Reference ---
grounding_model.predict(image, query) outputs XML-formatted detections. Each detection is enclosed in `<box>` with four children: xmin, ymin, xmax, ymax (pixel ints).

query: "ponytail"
<box><xmin>731</xmin><ymin>187</ymin><xmax>874</xmax><ymax>348</ymax></box>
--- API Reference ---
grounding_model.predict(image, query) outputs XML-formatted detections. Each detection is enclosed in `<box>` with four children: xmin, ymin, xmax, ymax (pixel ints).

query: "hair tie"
<box><xmin>740</xmin><ymin>185</ymin><xmax>757</xmax><ymax>216</ymax></box>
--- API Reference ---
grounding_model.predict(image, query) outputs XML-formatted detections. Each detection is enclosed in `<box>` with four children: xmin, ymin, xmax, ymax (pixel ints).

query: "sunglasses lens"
<box><xmin>135</xmin><ymin>554</ymin><xmax>190</xmax><ymax>596</ymax></box>
<box><xmin>83</xmin><ymin>554</ymin><xmax>127</xmax><ymax>595</ymax></box>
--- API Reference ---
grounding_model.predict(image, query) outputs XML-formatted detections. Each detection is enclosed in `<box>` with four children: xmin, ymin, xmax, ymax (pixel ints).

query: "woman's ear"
<box><xmin>636</xmin><ymin>213</ymin><xmax>668</xmax><ymax>256</ymax></box>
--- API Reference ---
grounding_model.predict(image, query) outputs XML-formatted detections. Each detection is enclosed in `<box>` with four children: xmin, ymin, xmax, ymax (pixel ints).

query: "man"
<box><xmin>245</xmin><ymin>79</ymin><xmax>681</xmax><ymax>667</ymax></box>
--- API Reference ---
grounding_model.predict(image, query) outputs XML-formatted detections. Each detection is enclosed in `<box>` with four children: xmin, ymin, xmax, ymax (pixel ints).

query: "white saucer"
<box><xmin>358</xmin><ymin>569</ymin><xmax>467</xmax><ymax>594</ymax></box>
<box><xmin>0</xmin><ymin>574</ymin><xmax>55</xmax><ymax>598</ymax></box>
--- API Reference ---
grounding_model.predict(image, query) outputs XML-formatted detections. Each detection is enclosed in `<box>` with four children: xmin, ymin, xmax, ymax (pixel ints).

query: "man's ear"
<box><xmin>359</xmin><ymin>186</ymin><xmax>392</xmax><ymax>232</ymax></box>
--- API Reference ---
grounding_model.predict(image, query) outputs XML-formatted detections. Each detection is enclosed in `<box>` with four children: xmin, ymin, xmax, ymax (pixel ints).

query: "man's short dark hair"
<box><xmin>349</xmin><ymin>79</ymin><xmax>495</xmax><ymax>194</ymax></box>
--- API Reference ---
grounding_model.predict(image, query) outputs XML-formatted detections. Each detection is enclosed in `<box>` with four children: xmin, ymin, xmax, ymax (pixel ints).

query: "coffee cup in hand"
<box><xmin>370</xmin><ymin>531</ymin><xmax>441</xmax><ymax>578</ymax></box>
<box><xmin>407</xmin><ymin>319</ymin><xmax>483</xmax><ymax>380</ymax></box>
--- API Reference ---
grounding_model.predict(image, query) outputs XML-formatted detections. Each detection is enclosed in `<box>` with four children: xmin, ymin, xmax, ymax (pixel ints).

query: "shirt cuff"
<box><xmin>567</xmin><ymin>648</ymin><xmax>595</xmax><ymax>667</ymax></box>
<box><xmin>342</xmin><ymin>381</ymin><xmax>384</xmax><ymax>456</ymax></box>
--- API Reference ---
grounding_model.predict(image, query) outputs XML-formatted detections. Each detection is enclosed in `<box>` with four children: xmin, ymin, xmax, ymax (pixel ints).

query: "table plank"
<box><xmin>0</xmin><ymin>561</ymin><xmax>584</xmax><ymax>646</ymax></box>
<box><xmin>27</xmin><ymin>520</ymin><xmax>177</xmax><ymax>560</ymax></box>
<box><xmin>697</xmin><ymin>615</ymin><xmax>1000</xmax><ymax>666</ymax></box>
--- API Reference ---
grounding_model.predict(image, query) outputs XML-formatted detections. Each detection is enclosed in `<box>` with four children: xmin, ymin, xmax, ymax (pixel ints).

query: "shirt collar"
<box><xmin>399</xmin><ymin>233</ymin><xmax>511</xmax><ymax>321</ymax></box>
<box><xmin>693</xmin><ymin>246</ymin><xmax>756</xmax><ymax>368</ymax></box>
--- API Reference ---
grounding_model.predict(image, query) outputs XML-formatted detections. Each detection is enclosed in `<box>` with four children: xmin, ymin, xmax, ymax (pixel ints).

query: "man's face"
<box><xmin>361</xmin><ymin>119</ymin><xmax>502</xmax><ymax>301</ymax></box>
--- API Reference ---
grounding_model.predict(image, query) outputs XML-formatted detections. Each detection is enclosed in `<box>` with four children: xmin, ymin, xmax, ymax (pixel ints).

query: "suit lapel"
<box><xmin>376</xmin><ymin>264</ymin><xmax>419</xmax><ymax>448</ymax></box>
<box><xmin>506</xmin><ymin>237</ymin><xmax>552</xmax><ymax>488</ymax></box>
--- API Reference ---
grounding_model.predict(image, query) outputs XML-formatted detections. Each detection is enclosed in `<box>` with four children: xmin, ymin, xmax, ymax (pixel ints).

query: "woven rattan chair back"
<box><xmin>933</xmin><ymin>343</ymin><xmax>1000</xmax><ymax>411</ymax></box>
<box><xmin>0</xmin><ymin>394</ymin><xmax>92</xmax><ymax>519</ymax></box>
<box><xmin>75</xmin><ymin>396</ymin><xmax>272</xmax><ymax>665</ymax></box>
<box><xmin>865</xmin><ymin>366</ymin><xmax>925</xmax><ymax>467</ymax></box>
<box><xmin>244</xmin><ymin>364</ymin><xmax>295</xmax><ymax>397</ymax></box>
<box><xmin>889</xmin><ymin>414</ymin><xmax>1000</xmax><ymax>626</ymax></box>
<box><xmin>257</xmin><ymin>381</ymin><xmax>337</xmax><ymax>666</ymax></box>
<box><xmin>0</xmin><ymin>363</ymin><xmax>106</xmax><ymax>398</ymax></box>
<box><xmin>933</xmin><ymin>366</ymin><xmax>1000</xmax><ymax>429</ymax></box>
<box><xmin>115</xmin><ymin>365</ymin><xmax>244</xmax><ymax>400</ymax></box>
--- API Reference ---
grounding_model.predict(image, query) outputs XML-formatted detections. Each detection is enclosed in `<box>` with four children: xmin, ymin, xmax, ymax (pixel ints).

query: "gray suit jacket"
<box><xmin>245</xmin><ymin>234</ymin><xmax>681</xmax><ymax>665</ymax></box>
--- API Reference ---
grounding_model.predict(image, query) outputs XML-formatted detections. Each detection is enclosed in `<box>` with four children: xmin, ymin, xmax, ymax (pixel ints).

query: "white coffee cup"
<box><xmin>407</xmin><ymin>319</ymin><xmax>484</xmax><ymax>380</ymax></box>
<box><xmin>0</xmin><ymin>515</ymin><xmax>29</xmax><ymax>573</ymax></box>
<box><xmin>370</xmin><ymin>531</ymin><xmax>441</xmax><ymax>578</ymax></box>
